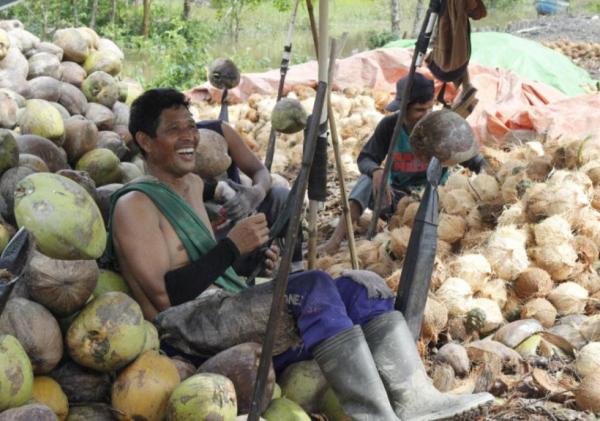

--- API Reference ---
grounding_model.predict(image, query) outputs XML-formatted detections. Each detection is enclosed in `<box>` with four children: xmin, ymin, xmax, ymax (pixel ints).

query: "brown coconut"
<box><xmin>81</xmin><ymin>71</ymin><xmax>119</xmax><ymax>108</ymax></box>
<box><xmin>0</xmin><ymin>298</ymin><xmax>63</xmax><ymax>374</ymax></box>
<box><xmin>50</xmin><ymin>361</ymin><xmax>111</xmax><ymax>404</ymax></box>
<box><xmin>53</xmin><ymin>29</ymin><xmax>89</xmax><ymax>63</ymax></box>
<box><xmin>94</xmin><ymin>183</ymin><xmax>123</xmax><ymax>226</ymax></box>
<box><xmin>531</xmin><ymin>243</ymin><xmax>578</xmax><ymax>281</ymax></box>
<box><xmin>57</xmin><ymin>82</ymin><xmax>88</xmax><ymax>116</ymax></box>
<box><xmin>389</xmin><ymin>226</ymin><xmax>411</xmax><ymax>259</ymax></box>
<box><xmin>520</xmin><ymin>298</ymin><xmax>557</xmax><ymax>328</ymax></box>
<box><xmin>26</xmin><ymin>41</ymin><xmax>63</xmax><ymax>60</ymax></box>
<box><xmin>401</xmin><ymin>202</ymin><xmax>420</xmax><ymax>227</ymax></box>
<box><xmin>575</xmin><ymin>372</ymin><xmax>600</xmax><ymax>413</ymax></box>
<box><xmin>514</xmin><ymin>267</ymin><xmax>553</xmax><ymax>299</ymax></box>
<box><xmin>197</xmin><ymin>342</ymin><xmax>275</xmax><ymax>414</ymax></box>
<box><xmin>63</xmin><ymin>115</ymin><xmax>98</xmax><ymax>164</ymax></box>
<box><xmin>59</xmin><ymin>61</ymin><xmax>87</xmax><ymax>87</ymax></box>
<box><xmin>15</xmin><ymin>134</ymin><xmax>68</xmax><ymax>172</ymax></box>
<box><xmin>26</xmin><ymin>76</ymin><xmax>62</xmax><ymax>102</ymax></box>
<box><xmin>438</xmin><ymin>213</ymin><xmax>467</xmax><ymax>244</ymax></box>
<box><xmin>96</xmin><ymin>131</ymin><xmax>127</xmax><ymax>160</ymax></box>
<box><xmin>18</xmin><ymin>153</ymin><xmax>48</xmax><ymax>172</ymax></box>
<box><xmin>0</xmin><ymin>129</ymin><xmax>19</xmax><ymax>175</ymax></box>
<box><xmin>195</xmin><ymin>128</ymin><xmax>231</xmax><ymax>179</ymax></box>
<box><xmin>25</xmin><ymin>249</ymin><xmax>99</xmax><ymax>317</ymax></box>
<box><xmin>0</xmin><ymin>166</ymin><xmax>35</xmax><ymax>222</ymax></box>
<box><xmin>421</xmin><ymin>296</ymin><xmax>448</xmax><ymax>345</ymax></box>
<box><xmin>468</xmin><ymin>173</ymin><xmax>500</xmax><ymax>203</ymax></box>
<box><xmin>526</xmin><ymin>155</ymin><xmax>553</xmax><ymax>182</ymax></box>
<box><xmin>27</xmin><ymin>52</ymin><xmax>61</xmax><ymax>79</ymax></box>
<box><xmin>56</xmin><ymin>169</ymin><xmax>97</xmax><ymax>201</ymax></box>
<box><xmin>85</xmin><ymin>103</ymin><xmax>114</xmax><ymax>131</ymax></box>
<box><xmin>440</xmin><ymin>188</ymin><xmax>476</xmax><ymax>216</ymax></box>
<box><xmin>112</xmin><ymin>101</ymin><xmax>129</xmax><ymax>126</ymax></box>
<box><xmin>0</xmin><ymin>90</ymin><xmax>18</xmax><ymax>129</ymax></box>
<box><xmin>547</xmin><ymin>282</ymin><xmax>589</xmax><ymax>315</ymax></box>
<box><xmin>0</xmin><ymin>403</ymin><xmax>57</xmax><ymax>421</ymax></box>
<box><xmin>573</xmin><ymin>270</ymin><xmax>600</xmax><ymax>295</ymax></box>
<box><xmin>171</xmin><ymin>356</ymin><xmax>196</xmax><ymax>382</ymax></box>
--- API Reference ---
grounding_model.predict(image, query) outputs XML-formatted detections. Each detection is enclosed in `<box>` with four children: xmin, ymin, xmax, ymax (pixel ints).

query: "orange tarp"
<box><xmin>188</xmin><ymin>48</ymin><xmax>600</xmax><ymax>144</ymax></box>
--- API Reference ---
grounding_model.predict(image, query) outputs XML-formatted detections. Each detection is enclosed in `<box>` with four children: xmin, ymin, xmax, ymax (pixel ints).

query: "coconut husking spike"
<box><xmin>0</xmin><ymin>227</ymin><xmax>31</xmax><ymax>314</ymax></box>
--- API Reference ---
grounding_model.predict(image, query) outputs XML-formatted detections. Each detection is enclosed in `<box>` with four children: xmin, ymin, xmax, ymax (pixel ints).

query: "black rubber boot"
<box><xmin>312</xmin><ymin>326</ymin><xmax>401</xmax><ymax>421</ymax></box>
<box><xmin>363</xmin><ymin>311</ymin><xmax>494</xmax><ymax>421</ymax></box>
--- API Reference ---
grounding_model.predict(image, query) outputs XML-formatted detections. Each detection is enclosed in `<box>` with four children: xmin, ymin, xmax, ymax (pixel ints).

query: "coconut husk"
<box><xmin>25</xmin><ymin>249</ymin><xmax>98</xmax><ymax>317</ymax></box>
<box><xmin>26</xmin><ymin>76</ymin><xmax>62</xmax><ymax>102</ymax></box>
<box><xmin>526</xmin><ymin>155</ymin><xmax>553</xmax><ymax>182</ymax></box>
<box><xmin>0</xmin><ymin>90</ymin><xmax>18</xmax><ymax>129</ymax></box>
<box><xmin>85</xmin><ymin>103</ymin><xmax>114</xmax><ymax>131</ymax></box>
<box><xmin>60</xmin><ymin>61</ymin><xmax>87</xmax><ymax>87</ymax></box>
<box><xmin>0</xmin><ymin>297</ymin><xmax>63</xmax><ymax>374</ymax></box>
<box><xmin>440</xmin><ymin>188</ymin><xmax>475</xmax><ymax>216</ymax></box>
<box><xmin>27</xmin><ymin>52</ymin><xmax>61</xmax><ymax>79</ymax></box>
<box><xmin>18</xmin><ymin>153</ymin><xmax>48</xmax><ymax>172</ymax></box>
<box><xmin>53</xmin><ymin>28</ymin><xmax>89</xmax><ymax>63</ymax></box>
<box><xmin>0</xmin><ymin>403</ymin><xmax>57</xmax><ymax>421</ymax></box>
<box><xmin>96</xmin><ymin>131</ymin><xmax>128</xmax><ymax>160</ymax></box>
<box><xmin>15</xmin><ymin>134</ymin><xmax>68</xmax><ymax>172</ymax></box>
<box><xmin>25</xmin><ymin>41</ymin><xmax>63</xmax><ymax>60</ymax></box>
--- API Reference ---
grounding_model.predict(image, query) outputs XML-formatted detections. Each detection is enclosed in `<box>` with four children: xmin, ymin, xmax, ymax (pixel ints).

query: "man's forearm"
<box><xmin>252</xmin><ymin>168</ymin><xmax>271</xmax><ymax>198</ymax></box>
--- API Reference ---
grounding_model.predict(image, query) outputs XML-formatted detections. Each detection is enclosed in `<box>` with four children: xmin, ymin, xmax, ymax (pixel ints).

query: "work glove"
<box><xmin>223</xmin><ymin>180</ymin><xmax>267</xmax><ymax>221</ymax></box>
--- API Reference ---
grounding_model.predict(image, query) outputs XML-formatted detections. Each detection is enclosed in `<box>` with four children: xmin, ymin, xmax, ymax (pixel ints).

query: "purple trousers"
<box><xmin>274</xmin><ymin>270</ymin><xmax>394</xmax><ymax>371</ymax></box>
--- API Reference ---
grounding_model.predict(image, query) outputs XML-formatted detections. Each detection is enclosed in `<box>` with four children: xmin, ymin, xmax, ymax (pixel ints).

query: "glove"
<box><xmin>223</xmin><ymin>181</ymin><xmax>267</xmax><ymax>221</ymax></box>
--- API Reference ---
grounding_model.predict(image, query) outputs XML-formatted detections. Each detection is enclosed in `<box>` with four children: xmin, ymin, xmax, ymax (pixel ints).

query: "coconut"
<box><xmin>501</xmin><ymin>173</ymin><xmax>532</xmax><ymax>204</ymax></box>
<box><xmin>468</xmin><ymin>173</ymin><xmax>499</xmax><ymax>203</ymax></box>
<box><xmin>14</xmin><ymin>173</ymin><xmax>106</xmax><ymax>260</ymax></box>
<box><xmin>421</xmin><ymin>296</ymin><xmax>448</xmax><ymax>344</ymax></box>
<box><xmin>526</xmin><ymin>155</ymin><xmax>553</xmax><ymax>182</ymax></box>
<box><xmin>0</xmin><ymin>298</ymin><xmax>63</xmax><ymax>374</ymax></box>
<box><xmin>192</xmin><ymin>128</ymin><xmax>230</xmax><ymax>179</ymax></box>
<box><xmin>520</xmin><ymin>298</ymin><xmax>557</xmax><ymax>328</ymax></box>
<box><xmin>112</xmin><ymin>350</ymin><xmax>180</xmax><ymax>421</ymax></box>
<box><xmin>448</xmin><ymin>254</ymin><xmax>491</xmax><ymax>292</ymax></box>
<box><xmin>262</xmin><ymin>398</ymin><xmax>311</xmax><ymax>421</ymax></box>
<box><xmin>575</xmin><ymin>371</ymin><xmax>600</xmax><ymax>413</ymax></box>
<box><xmin>547</xmin><ymin>282</ymin><xmax>588</xmax><ymax>315</ymax></box>
<box><xmin>83</xmin><ymin>50</ymin><xmax>122</xmax><ymax>76</ymax></box>
<box><xmin>56</xmin><ymin>169</ymin><xmax>97</xmax><ymax>200</ymax></box>
<box><xmin>53</xmin><ymin>29</ymin><xmax>89</xmax><ymax>63</ymax></box>
<box><xmin>320</xmin><ymin>388</ymin><xmax>348</xmax><ymax>421</ymax></box>
<box><xmin>440</xmin><ymin>188</ymin><xmax>476</xmax><ymax>216</ymax></box>
<box><xmin>26</xmin><ymin>76</ymin><xmax>62</xmax><ymax>102</ymax></box>
<box><xmin>389</xmin><ymin>226</ymin><xmax>411</xmax><ymax>259</ymax></box>
<box><xmin>112</xmin><ymin>124</ymin><xmax>133</xmax><ymax>148</ymax></box>
<box><xmin>208</xmin><ymin>58</ymin><xmax>240</xmax><ymax>89</ymax></box>
<box><xmin>278</xmin><ymin>360</ymin><xmax>328</xmax><ymax>414</ymax></box>
<box><xmin>0</xmin><ymin>403</ymin><xmax>57</xmax><ymax>421</ymax></box>
<box><xmin>0</xmin><ymin>334</ymin><xmax>33</xmax><ymax>411</ymax></box>
<box><xmin>514</xmin><ymin>267</ymin><xmax>553</xmax><ymax>299</ymax></box>
<box><xmin>438</xmin><ymin>213</ymin><xmax>467</xmax><ymax>244</ymax></box>
<box><xmin>0</xmin><ymin>47</ymin><xmax>28</xmax><ymax>80</ymax></box>
<box><xmin>0</xmin><ymin>166</ymin><xmax>33</xmax><ymax>221</ymax></box>
<box><xmin>0</xmin><ymin>28</ymin><xmax>9</xmax><ymax>60</ymax></box>
<box><xmin>494</xmin><ymin>319</ymin><xmax>543</xmax><ymax>349</ymax></box>
<box><xmin>576</xmin><ymin>342</ymin><xmax>600</xmax><ymax>378</ymax></box>
<box><xmin>59</xmin><ymin>61</ymin><xmax>86</xmax><ymax>87</ymax></box>
<box><xmin>15</xmin><ymin>134</ymin><xmax>68</xmax><ymax>172</ymax></box>
<box><xmin>96</xmin><ymin>131</ymin><xmax>128</xmax><ymax>159</ymax></box>
<box><xmin>57</xmin><ymin>82</ymin><xmax>88</xmax><ymax>116</ymax></box>
<box><xmin>484</xmin><ymin>225</ymin><xmax>529</xmax><ymax>281</ymax></box>
<box><xmin>533</xmin><ymin>215</ymin><xmax>573</xmax><ymax>246</ymax></box>
<box><xmin>97</xmin><ymin>38</ymin><xmax>123</xmax><ymax>59</ymax></box>
<box><xmin>18</xmin><ymin>153</ymin><xmax>48</xmax><ymax>172</ymax></box>
<box><xmin>81</xmin><ymin>71</ymin><xmax>119</xmax><ymax>108</ymax></box>
<box><xmin>94</xmin><ymin>183</ymin><xmax>123</xmax><ymax>226</ymax></box>
<box><xmin>75</xmin><ymin>148</ymin><xmax>121</xmax><ymax>187</ymax></box>
<box><xmin>532</xmin><ymin>243</ymin><xmax>579</xmax><ymax>281</ymax></box>
<box><xmin>85</xmin><ymin>103</ymin><xmax>114</xmax><ymax>131</ymax></box>
<box><xmin>401</xmin><ymin>202</ymin><xmax>420</xmax><ymax>227</ymax></box>
<box><xmin>118</xmin><ymin>78</ymin><xmax>143</xmax><ymax>106</ymax></box>
<box><xmin>0</xmin><ymin>129</ymin><xmax>19</xmax><ymax>175</ymax></box>
<box><xmin>26</xmin><ymin>41</ymin><xmax>63</xmax><ymax>60</ymax></box>
<box><xmin>525</xmin><ymin>180</ymin><xmax>589</xmax><ymax>223</ymax></box>
<box><xmin>63</xmin><ymin>115</ymin><xmax>97</xmax><ymax>164</ymax></box>
<box><xmin>141</xmin><ymin>320</ymin><xmax>160</xmax><ymax>353</ymax></box>
<box><xmin>7</xmin><ymin>28</ymin><xmax>39</xmax><ymax>52</ymax></box>
<box><xmin>32</xmin><ymin>376</ymin><xmax>68</xmax><ymax>421</ymax></box>
<box><xmin>25</xmin><ymin>249</ymin><xmax>98</xmax><ymax>317</ymax></box>
<box><xmin>469</xmin><ymin>298</ymin><xmax>504</xmax><ymax>333</ymax></box>
<box><xmin>27</xmin><ymin>52</ymin><xmax>61</xmax><ymax>79</ymax></box>
<box><xmin>49</xmin><ymin>361</ymin><xmax>111</xmax><ymax>404</ymax></box>
<box><xmin>166</xmin><ymin>373</ymin><xmax>237</xmax><ymax>421</ymax></box>
<box><xmin>435</xmin><ymin>343</ymin><xmax>470</xmax><ymax>377</ymax></box>
<box><xmin>170</xmin><ymin>357</ymin><xmax>196</xmax><ymax>382</ymax></box>
<box><xmin>435</xmin><ymin>277</ymin><xmax>473</xmax><ymax>317</ymax></box>
<box><xmin>49</xmin><ymin>101</ymin><xmax>70</xmax><ymax>120</ymax></box>
<box><xmin>580</xmin><ymin>315</ymin><xmax>600</xmax><ymax>342</ymax></box>
<box><xmin>271</xmin><ymin>98</ymin><xmax>308</xmax><ymax>134</ymax></box>
<box><xmin>66</xmin><ymin>292</ymin><xmax>145</xmax><ymax>372</ymax></box>
<box><xmin>0</xmin><ymin>91</ymin><xmax>18</xmax><ymax>129</ymax></box>
<box><xmin>197</xmin><ymin>342</ymin><xmax>274</xmax><ymax>414</ymax></box>
<box><xmin>119</xmin><ymin>162</ymin><xmax>142</xmax><ymax>183</ymax></box>
<box><xmin>64</xmin><ymin>403</ymin><xmax>116</xmax><ymax>420</ymax></box>
<box><xmin>93</xmin><ymin>269</ymin><xmax>131</xmax><ymax>298</ymax></box>
<box><xmin>18</xmin><ymin>99</ymin><xmax>65</xmax><ymax>144</ymax></box>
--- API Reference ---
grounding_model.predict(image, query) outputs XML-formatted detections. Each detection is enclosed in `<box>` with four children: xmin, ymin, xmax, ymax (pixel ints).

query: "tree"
<box><xmin>211</xmin><ymin>0</ymin><xmax>261</xmax><ymax>43</ymax></box>
<box><xmin>183</xmin><ymin>0</ymin><xmax>192</xmax><ymax>20</ymax></box>
<box><xmin>72</xmin><ymin>0</ymin><xmax>79</xmax><ymax>26</ymax></box>
<box><xmin>111</xmin><ymin>0</ymin><xmax>118</xmax><ymax>26</ymax></box>
<box><xmin>412</xmin><ymin>0</ymin><xmax>426</xmax><ymax>37</ymax></box>
<box><xmin>90</xmin><ymin>0</ymin><xmax>99</xmax><ymax>29</ymax></box>
<box><xmin>390</xmin><ymin>0</ymin><xmax>400</xmax><ymax>35</ymax></box>
<box><xmin>143</xmin><ymin>0</ymin><xmax>151</xmax><ymax>38</ymax></box>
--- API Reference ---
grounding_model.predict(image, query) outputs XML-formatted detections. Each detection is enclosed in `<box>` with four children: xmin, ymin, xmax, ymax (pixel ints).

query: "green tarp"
<box><xmin>385</xmin><ymin>32</ymin><xmax>594</xmax><ymax>97</ymax></box>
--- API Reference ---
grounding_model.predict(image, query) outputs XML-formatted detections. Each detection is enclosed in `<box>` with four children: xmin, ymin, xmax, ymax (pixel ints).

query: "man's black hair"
<box><xmin>129</xmin><ymin>88</ymin><xmax>191</xmax><ymax>156</ymax></box>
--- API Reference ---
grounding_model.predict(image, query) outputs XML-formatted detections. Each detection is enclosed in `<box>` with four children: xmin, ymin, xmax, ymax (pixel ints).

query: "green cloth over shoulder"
<box><xmin>104</xmin><ymin>178</ymin><xmax>246</xmax><ymax>294</ymax></box>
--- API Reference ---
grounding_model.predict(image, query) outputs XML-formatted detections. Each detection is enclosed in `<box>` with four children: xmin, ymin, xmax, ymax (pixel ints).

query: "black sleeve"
<box><xmin>164</xmin><ymin>237</ymin><xmax>240</xmax><ymax>306</ymax></box>
<box><xmin>203</xmin><ymin>179</ymin><xmax>217</xmax><ymax>201</ymax></box>
<box><xmin>357</xmin><ymin>114</ymin><xmax>398</xmax><ymax>176</ymax></box>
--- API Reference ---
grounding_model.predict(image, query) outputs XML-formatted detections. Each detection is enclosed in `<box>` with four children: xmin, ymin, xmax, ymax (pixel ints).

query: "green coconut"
<box><xmin>65</xmin><ymin>403</ymin><xmax>116</xmax><ymax>421</ymax></box>
<box><xmin>321</xmin><ymin>388</ymin><xmax>350</xmax><ymax>421</ymax></box>
<box><xmin>14</xmin><ymin>173</ymin><xmax>106</xmax><ymax>260</ymax></box>
<box><xmin>93</xmin><ymin>269</ymin><xmax>131</xmax><ymax>298</ymax></box>
<box><xmin>271</xmin><ymin>98</ymin><xmax>308</xmax><ymax>134</ymax></box>
<box><xmin>75</xmin><ymin>148</ymin><xmax>121</xmax><ymax>187</ymax></box>
<box><xmin>0</xmin><ymin>91</ymin><xmax>18</xmax><ymax>129</ymax></box>
<box><xmin>166</xmin><ymin>373</ymin><xmax>237</xmax><ymax>421</ymax></box>
<box><xmin>0</xmin><ymin>298</ymin><xmax>64</xmax><ymax>374</ymax></box>
<box><xmin>119</xmin><ymin>162</ymin><xmax>143</xmax><ymax>183</ymax></box>
<box><xmin>0</xmin><ymin>29</ymin><xmax>9</xmax><ymax>61</ymax></box>
<box><xmin>272</xmin><ymin>383</ymin><xmax>281</xmax><ymax>400</ymax></box>
<box><xmin>0</xmin><ymin>403</ymin><xmax>57</xmax><ymax>421</ymax></box>
<box><xmin>83</xmin><ymin>50</ymin><xmax>122</xmax><ymax>77</ymax></box>
<box><xmin>27</xmin><ymin>52</ymin><xmax>61</xmax><ymax>79</ymax></box>
<box><xmin>0</xmin><ymin>334</ymin><xmax>33</xmax><ymax>411</ymax></box>
<box><xmin>0</xmin><ymin>129</ymin><xmax>19</xmax><ymax>176</ymax></box>
<box><xmin>262</xmin><ymin>398</ymin><xmax>311</xmax><ymax>421</ymax></box>
<box><xmin>18</xmin><ymin>99</ymin><xmax>65</xmax><ymax>144</ymax></box>
<box><xmin>81</xmin><ymin>71</ymin><xmax>119</xmax><ymax>108</ymax></box>
<box><xmin>18</xmin><ymin>154</ymin><xmax>49</xmax><ymax>172</ymax></box>
<box><xmin>66</xmin><ymin>292</ymin><xmax>146</xmax><ymax>372</ymax></box>
<box><xmin>52</xmin><ymin>29</ymin><xmax>89</xmax><ymax>63</ymax></box>
<box><xmin>60</xmin><ymin>61</ymin><xmax>87</xmax><ymax>88</ymax></box>
<box><xmin>278</xmin><ymin>359</ymin><xmax>328</xmax><ymax>413</ymax></box>
<box><xmin>15</xmin><ymin>134</ymin><xmax>68</xmax><ymax>172</ymax></box>
<box><xmin>141</xmin><ymin>320</ymin><xmax>160</xmax><ymax>353</ymax></box>
<box><xmin>63</xmin><ymin>115</ymin><xmax>98</xmax><ymax>164</ymax></box>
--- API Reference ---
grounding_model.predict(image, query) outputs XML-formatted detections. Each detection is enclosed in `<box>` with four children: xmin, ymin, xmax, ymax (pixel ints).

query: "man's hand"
<box><xmin>227</xmin><ymin>213</ymin><xmax>269</xmax><ymax>256</ymax></box>
<box><xmin>371</xmin><ymin>168</ymin><xmax>392</xmax><ymax>209</ymax></box>
<box><xmin>223</xmin><ymin>181</ymin><xmax>267</xmax><ymax>221</ymax></box>
<box><xmin>263</xmin><ymin>244</ymin><xmax>280</xmax><ymax>277</ymax></box>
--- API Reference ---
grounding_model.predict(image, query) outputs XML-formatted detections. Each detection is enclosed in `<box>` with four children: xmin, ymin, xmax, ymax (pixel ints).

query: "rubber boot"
<box><xmin>313</xmin><ymin>326</ymin><xmax>401</xmax><ymax>421</ymax></box>
<box><xmin>363</xmin><ymin>311</ymin><xmax>494</xmax><ymax>421</ymax></box>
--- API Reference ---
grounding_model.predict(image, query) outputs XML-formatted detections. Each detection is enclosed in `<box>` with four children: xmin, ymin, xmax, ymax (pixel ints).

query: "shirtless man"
<box><xmin>107</xmin><ymin>88</ymin><xmax>492</xmax><ymax>420</ymax></box>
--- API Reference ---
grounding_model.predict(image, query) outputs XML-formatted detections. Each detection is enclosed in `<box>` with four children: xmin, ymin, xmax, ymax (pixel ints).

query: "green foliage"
<box><xmin>367</xmin><ymin>31</ymin><xmax>399</xmax><ymax>49</ymax></box>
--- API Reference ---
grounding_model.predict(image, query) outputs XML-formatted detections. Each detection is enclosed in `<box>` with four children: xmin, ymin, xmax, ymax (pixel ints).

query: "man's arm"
<box><xmin>222</xmin><ymin>122</ymin><xmax>271</xmax><ymax>195</ymax></box>
<box><xmin>112</xmin><ymin>192</ymin><xmax>173</xmax><ymax>312</ymax></box>
<box><xmin>357</xmin><ymin>114</ymin><xmax>397</xmax><ymax>176</ymax></box>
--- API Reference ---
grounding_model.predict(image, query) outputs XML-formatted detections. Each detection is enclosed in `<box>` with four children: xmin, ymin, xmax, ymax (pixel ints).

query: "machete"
<box><xmin>0</xmin><ymin>227</ymin><xmax>31</xmax><ymax>315</ymax></box>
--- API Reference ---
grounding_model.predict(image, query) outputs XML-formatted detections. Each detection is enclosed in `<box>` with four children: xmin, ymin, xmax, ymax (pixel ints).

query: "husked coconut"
<box><xmin>435</xmin><ymin>277</ymin><xmax>473</xmax><ymax>317</ymax></box>
<box><xmin>573</xmin><ymin>270</ymin><xmax>600</xmax><ymax>294</ymax></box>
<box><xmin>438</xmin><ymin>213</ymin><xmax>467</xmax><ymax>244</ymax></box>
<box><xmin>468</xmin><ymin>173</ymin><xmax>499</xmax><ymax>202</ymax></box>
<box><xmin>421</xmin><ymin>296</ymin><xmax>448</xmax><ymax>344</ymax></box>
<box><xmin>477</xmin><ymin>278</ymin><xmax>508</xmax><ymax>308</ymax></box>
<box><xmin>440</xmin><ymin>189</ymin><xmax>475</xmax><ymax>216</ymax></box>
<box><xmin>389</xmin><ymin>226</ymin><xmax>411</xmax><ymax>259</ymax></box>
<box><xmin>483</xmin><ymin>225</ymin><xmax>529</xmax><ymax>281</ymax></box>
<box><xmin>497</xmin><ymin>202</ymin><xmax>526</xmax><ymax>226</ymax></box>
<box><xmin>501</xmin><ymin>172</ymin><xmax>532</xmax><ymax>204</ymax></box>
<box><xmin>580</xmin><ymin>315</ymin><xmax>600</xmax><ymax>342</ymax></box>
<box><xmin>401</xmin><ymin>202</ymin><xmax>420</xmax><ymax>227</ymax></box>
<box><xmin>525</xmin><ymin>180</ymin><xmax>589</xmax><ymax>223</ymax></box>
<box><xmin>581</xmin><ymin>159</ymin><xmax>600</xmax><ymax>186</ymax></box>
<box><xmin>533</xmin><ymin>215</ymin><xmax>573</xmax><ymax>246</ymax></box>
<box><xmin>531</xmin><ymin>242</ymin><xmax>578</xmax><ymax>281</ymax></box>
<box><xmin>547</xmin><ymin>282</ymin><xmax>588</xmax><ymax>315</ymax></box>
<box><xmin>526</xmin><ymin>155</ymin><xmax>553</xmax><ymax>182</ymax></box>
<box><xmin>575</xmin><ymin>372</ymin><xmax>600</xmax><ymax>413</ymax></box>
<box><xmin>448</xmin><ymin>254</ymin><xmax>491</xmax><ymax>292</ymax></box>
<box><xmin>444</xmin><ymin>170</ymin><xmax>471</xmax><ymax>191</ymax></box>
<box><xmin>469</xmin><ymin>298</ymin><xmax>504</xmax><ymax>333</ymax></box>
<box><xmin>465</xmin><ymin>206</ymin><xmax>483</xmax><ymax>230</ymax></box>
<box><xmin>514</xmin><ymin>267</ymin><xmax>553</xmax><ymax>299</ymax></box>
<box><xmin>520</xmin><ymin>298</ymin><xmax>557</xmax><ymax>328</ymax></box>
<box><xmin>575</xmin><ymin>342</ymin><xmax>600</xmax><ymax>378</ymax></box>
